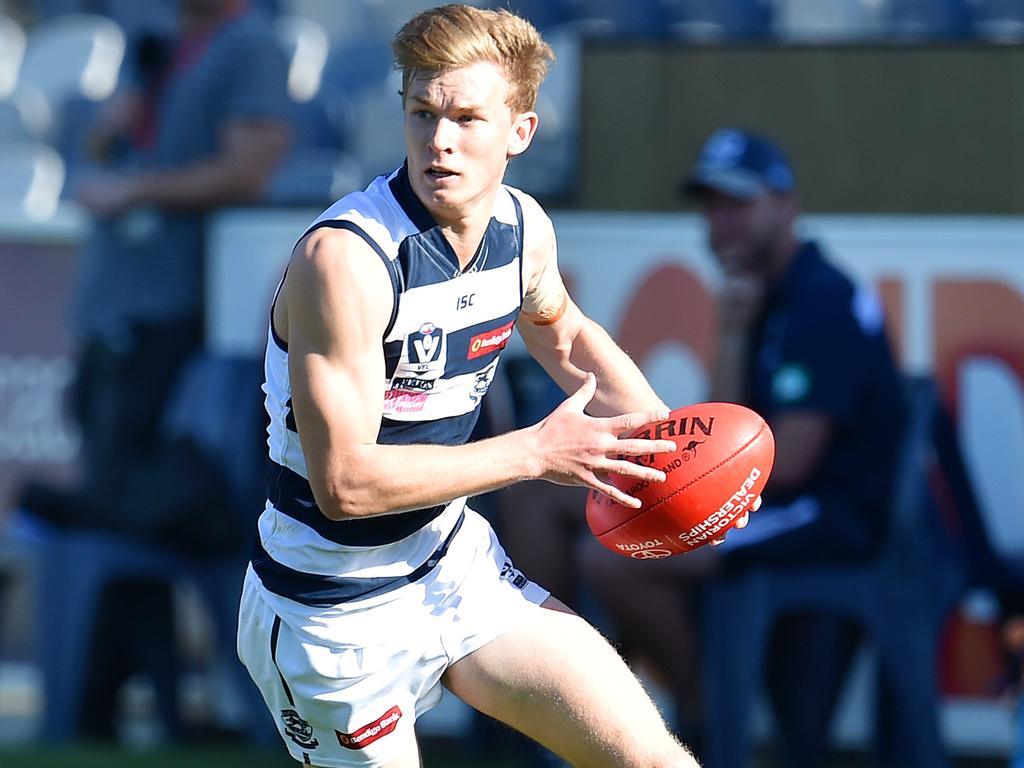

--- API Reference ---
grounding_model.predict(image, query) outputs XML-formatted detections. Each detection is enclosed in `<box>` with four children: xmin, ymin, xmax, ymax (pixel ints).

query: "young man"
<box><xmin>238</xmin><ymin>6</ymin><xmax>701</xmax><ymax>767</ymax></box>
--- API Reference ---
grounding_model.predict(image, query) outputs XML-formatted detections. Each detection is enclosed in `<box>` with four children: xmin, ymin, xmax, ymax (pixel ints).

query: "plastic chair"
<box><xmin>0</xmin><ymin>85</ymin><xmax>52</xmax><ymax>142</ymax></box>
<box><xmin>702</xmin><ymin>376</ymin><xmax>958</xmax><ymax>768</ymax></box>
<box><xmin>883</xmin><ymin>0</ymin><xmax>973</xmax><ymax>40</ymax></box>
<box><xmin>18</xmin><ymin>14</ymin><xmax>125</xmax><ymax>110</ymax></box>
<box><xmin>772</xmin><ymin>0</ymin><xmax>882</xmax><ymax>42</ymax></box>
<box><xmin>565</xmin><ymin>0</ymin><xmax>670</xmax><ymax>39</ymax></box>
<box><xmin>0</xmin><ymin>14</ymin><xmax>26</xmax><ymax>100</ymax></box>
<box><xmin>972</xmin><ymin>0</ymin><xmax>1024</xmax><ymax>42</ymax></box>
<box><xmin>0</xmin><ymin>141</ymin><xmax>65</xmax><ymax>222</ymax></box>
<box><xmin>664</xmin><ymin>0</ymin><xmax>774</xmax><ymax>41</ymax></box>
<box><xmin>275</xmin><ymin>14</ymin><xmax>330</xmax><ymax>103</ymax></box>
<box><xmin>11</xmin><ymin>353</ymin><xmax>271</xmax><ymax>743</ymax></box>
<box><xmin>268</xmin><ymin>147</ymin><xmax>362</xmax><ymax>206</ymax></box>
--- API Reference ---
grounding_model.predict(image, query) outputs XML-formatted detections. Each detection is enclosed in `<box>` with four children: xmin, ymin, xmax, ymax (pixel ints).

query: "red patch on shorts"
<box><xmin>335</xmin><ymin>706</ymin><xmax>402</xmax><ymax>750</ymax></box>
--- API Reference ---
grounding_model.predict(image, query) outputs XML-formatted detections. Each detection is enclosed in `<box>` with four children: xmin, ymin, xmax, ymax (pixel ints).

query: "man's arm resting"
<box><xmin>127</xmin><ymin>119</ymin><xmax>289</xmax><ymax>210</ymax></box>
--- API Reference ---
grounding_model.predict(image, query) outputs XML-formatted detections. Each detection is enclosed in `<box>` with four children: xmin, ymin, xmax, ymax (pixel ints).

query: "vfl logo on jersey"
<box><xmin>336</xmin><ymin>706</ymin><xmax>403</xmax><ymax>750</ymax></box>
<box><xmin>281</xmin><ymin>709</ymin><xmax>319</xmax><ymax>749</ymax></box>
<box><xmin>397</xmin><ymin>322</ymin><xmax>447</xmax><ymax>380</ymax></box>
<box><xmin>467</xmin><ymin>320</ymin><xmax>514</xmax><ymax>360</ymax></box>
<box><xmin>410</xmin><ymin>323</ymin><xmax>444</xmax><ymax>365</ymax></box>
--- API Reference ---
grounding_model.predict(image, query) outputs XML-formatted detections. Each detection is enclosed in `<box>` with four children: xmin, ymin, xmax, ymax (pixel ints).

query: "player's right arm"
<box><xmin>282</xmin><ymin>228</ymin><xmax>675</xmax><ymax>520</ymax></box>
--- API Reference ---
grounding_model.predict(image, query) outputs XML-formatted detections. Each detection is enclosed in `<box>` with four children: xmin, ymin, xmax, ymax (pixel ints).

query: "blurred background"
<box><xmin>0</xmin><ymin>0</ymin><xmax>1023</xmax><ymax>766</ymax></box>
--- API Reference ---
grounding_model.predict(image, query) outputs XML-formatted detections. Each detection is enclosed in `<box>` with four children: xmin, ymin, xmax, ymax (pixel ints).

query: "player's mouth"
<box><xmin>426</xmin><ymin>166</ymin><xmax>457</xmax><ymax>180</ymax></box>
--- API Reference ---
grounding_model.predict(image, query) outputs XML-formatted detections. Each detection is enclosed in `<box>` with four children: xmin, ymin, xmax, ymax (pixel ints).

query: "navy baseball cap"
<box><xmin>681</xmin><ymin>128</ymin><xmax>796</xmax><ymax>200</ymax></box>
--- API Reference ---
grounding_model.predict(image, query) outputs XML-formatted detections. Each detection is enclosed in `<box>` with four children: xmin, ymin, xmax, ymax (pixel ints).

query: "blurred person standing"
<box><xmin>18</xmin><ymin>0</ymin><xmax>290</xmax><ymax>741</ymax></box>
<box><xmin>584</xmin><ymin>128</ymin><xmax>907</xmax><ymax>766</ymax></box>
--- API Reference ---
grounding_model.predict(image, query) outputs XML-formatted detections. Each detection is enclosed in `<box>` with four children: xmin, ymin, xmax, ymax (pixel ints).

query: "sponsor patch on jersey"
<box><xmin>336</xmin><ymin>706</ymin><xmax>402</xmax><ymax>750</ymax></box>
<box><xmin>383</xmin><ymin>389</ymin><xmax>428</xmax><ymax>413</ymax></box>
<box><xmin>467</xmin><ymin>320</ymin><xmax>514</xmax><ymax>360</ymax></box>
<box><xmin>390</xmin><ymin>376</ymin><xmax>434</xmax><ymax>392</ymax></box>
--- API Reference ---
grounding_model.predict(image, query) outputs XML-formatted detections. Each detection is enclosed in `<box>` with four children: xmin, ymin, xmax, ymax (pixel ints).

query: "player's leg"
<box><xmin>442</xmin><ymin>595</ymin><xmax>699</xmax><ymax>768</ymax></box>
<box><xmin>581</xmin><ymin>536</ymin><xmax>715</xmax><ymax>742</ymax></box>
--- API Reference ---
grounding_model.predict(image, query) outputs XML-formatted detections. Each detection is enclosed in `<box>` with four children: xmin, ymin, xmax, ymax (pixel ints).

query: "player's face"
<box><xmin>701</xmin><ymin>190</ymin><xmax>786</xmax><ymax>276</ymax></box>
<box><xmin>404</xmin><ymin>61</ymin><xmax>537</xmax><ymax>225</ymax></box>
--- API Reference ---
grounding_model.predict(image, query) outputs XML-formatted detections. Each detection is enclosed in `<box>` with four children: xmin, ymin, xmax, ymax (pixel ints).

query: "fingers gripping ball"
<box><xmin>586</xmin><ymin>402</ymin><xmax>775</xmax><ymax>559</ymax></box>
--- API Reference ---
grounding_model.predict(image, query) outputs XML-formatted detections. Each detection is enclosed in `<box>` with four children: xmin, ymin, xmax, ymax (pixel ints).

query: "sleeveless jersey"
<box><xmin>252</xmin><ymin>164</ymin><xmax>526</xmax><ymax>607</ymax></box>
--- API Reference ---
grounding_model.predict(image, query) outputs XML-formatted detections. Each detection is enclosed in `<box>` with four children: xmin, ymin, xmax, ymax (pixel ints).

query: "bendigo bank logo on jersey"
<box><xmin>467</xmin><ymin>320</ymin><xmax>514</xmax><ymax>360</ymax></box>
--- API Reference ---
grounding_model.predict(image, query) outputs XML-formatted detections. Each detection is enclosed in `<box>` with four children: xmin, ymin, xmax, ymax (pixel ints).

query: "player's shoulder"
<box><xmin>503</xmin><ymin>184</ymin><xmax>551</xmax><ymax>226</ymax></box>
<box><xmin>503</xmin><ymin>184</ymin><xmax>555</xmax><ymax>251</ymax></box>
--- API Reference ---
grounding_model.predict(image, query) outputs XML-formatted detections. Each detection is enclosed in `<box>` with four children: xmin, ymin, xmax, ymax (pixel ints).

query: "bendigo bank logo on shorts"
<box><xmin>280</xmin><ymin>709</ymin><xmax>319</xmax><ymax>749</ymax></box>
<box><xmin>467</xmin><ymin>320</ymin><xmax>514</xmax><ymax>360</ymax></box>
<box><xmin>336</xmin><ymin>705</ymin><xmax>403</xmax><ymax>750</ymax></box>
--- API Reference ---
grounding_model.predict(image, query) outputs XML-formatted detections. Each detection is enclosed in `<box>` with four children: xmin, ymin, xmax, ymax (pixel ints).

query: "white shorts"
<box><xmin>237</xmin><ymin>507</ymin><xmax>549</xmax><ymax>767</ymax></box>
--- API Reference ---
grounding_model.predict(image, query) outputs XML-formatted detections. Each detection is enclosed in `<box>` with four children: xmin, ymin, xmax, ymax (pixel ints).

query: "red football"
<box><xmin>586</xmin><ymin>402</ymin><xmax>775</xmax><ymax>559</ymax></box>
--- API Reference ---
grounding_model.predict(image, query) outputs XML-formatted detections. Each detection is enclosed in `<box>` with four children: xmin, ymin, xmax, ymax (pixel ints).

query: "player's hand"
<box><xmin>532</xmin><ymin>372</ymin><xmax>676</xmax><ymax>509</ymax></box>
<box><xmin>710</xmin><ymin>495</ymin><xmax>762</xmax><ymax>546</ymax></box>
<box><xmin>76</xmin><ymin>173</ymin><xmax>140</xmax><ymax>218</ymax></box>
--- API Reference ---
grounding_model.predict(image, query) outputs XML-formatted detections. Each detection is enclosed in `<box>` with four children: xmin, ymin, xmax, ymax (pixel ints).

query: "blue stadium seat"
<box><xmin>884</xmin><ymin>0</ymin><xmax>973</xmax><ymax>40</ymax></box>
<box><xmin>0</xmin><ymin>14</ymin><xmax>26</xmax><ymax>100</ymax></box>
<box><xmin>665</xmin><ymin>0</ymin><xmax>774</xmax><ymax>41</ymax></box>
<box><xmin>275</xmin><ymin>14</ymin><xmax>330</xmax><ymax>104</ymax></box>
<box><xmin>8</xmin><ymin>353</ymin><xmax>272</xmax><ymax>744</ymax></box>
<box><xmin>498</xmin><ymin>0</ymin><xmax>577</xmax><ymax>32</ymax></box>
<box><xmin>268</xmin><ymin>147</ymin><xmax>362</xmax><ymax>206</ymax></box>
<box><xmin>0</xmin><ymin>86</ymin><xmax>52</xmax><ymax>143</ymax></box>
<box><xmin>702</xmin><ymin>377</ymin><xmax>960</xmax><ymax>768</ymax></box>
<box><xmin>565</xmin><ymin>0</ymin><xmax>670</xmax><ymax>39</ymax></box>
<box><xmin>773</xmin><ymin>0</ymin><xmax>881</xmax><ymax>42</ymax></box>
<box><xmin>0</xmin><ymin>141</ymin><xmax>65</xmax><ymax>222</ymax></box>
<box><xmin>320</xmin><ymin>36</ymin><xmax>395</xmax><ymax>102</ymax></box>
<box><xmin>972</xmin><ymin>0</ymin><xmax>1024</xmax><ymax>42</ymax></box>
<box><xmin>18</xmin><ymin>14</ymin><xmax>125</xmax><ymax>111</ymax></box>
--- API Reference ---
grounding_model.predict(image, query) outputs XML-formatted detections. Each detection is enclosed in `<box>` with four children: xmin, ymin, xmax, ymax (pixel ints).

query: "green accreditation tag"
<box><xmin>772</xmin><ymin>363</ymin><xmax>812</xmax><ymax>403</ymax></box>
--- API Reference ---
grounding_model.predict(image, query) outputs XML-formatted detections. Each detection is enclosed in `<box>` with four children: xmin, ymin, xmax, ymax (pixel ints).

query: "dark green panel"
<box><xmin>579</xmin><ymin>44</ymin><xmax>1024</xmax><ymax>213</ymax></box>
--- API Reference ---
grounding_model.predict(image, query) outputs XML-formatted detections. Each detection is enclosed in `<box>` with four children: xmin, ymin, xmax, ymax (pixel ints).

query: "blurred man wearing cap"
<box><xmin>584</xmin><ymin>128</ymin><xmax>907</xmax><ymax>766</ymax></box>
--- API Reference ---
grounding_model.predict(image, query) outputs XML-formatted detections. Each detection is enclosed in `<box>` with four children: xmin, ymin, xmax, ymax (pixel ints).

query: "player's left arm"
<box><xmin>515</xmin><ymin>195</ymin><xmax>667</xmax><ymax>417</ymax></box>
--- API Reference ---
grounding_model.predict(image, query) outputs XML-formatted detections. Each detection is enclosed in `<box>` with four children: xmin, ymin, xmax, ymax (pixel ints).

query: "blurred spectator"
<box><xmin>1008</xmin><ymin>610</ymin><xmax>1024</xmax><ymax>768</ymax></box>
<box><xmin>583</xmin><ymin>127</ymin><xmax>907</xmax><ymax>765</ymax></box>
<box><xmin>17</xmin><ymin>0</ymin><xmax>289</xmax><ymax>740</ymax></box>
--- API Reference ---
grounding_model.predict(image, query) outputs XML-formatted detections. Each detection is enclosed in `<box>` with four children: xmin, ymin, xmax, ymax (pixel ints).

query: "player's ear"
<box><xmin>507</xmin><ymin>110</ymin><xmax>538</xmax><ymax>158</ymax></box>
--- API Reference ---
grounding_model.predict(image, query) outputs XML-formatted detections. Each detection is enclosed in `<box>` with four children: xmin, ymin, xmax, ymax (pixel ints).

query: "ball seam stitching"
<box><xmin>601</xmin><ymin>421</ymin><xmax>767</xmax><ymax>536</ymax></box>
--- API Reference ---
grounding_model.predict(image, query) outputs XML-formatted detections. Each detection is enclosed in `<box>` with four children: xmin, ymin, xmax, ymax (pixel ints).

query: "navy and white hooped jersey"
<box><xmin>253</xmin><ymin>164</ymin><xmax>527</xmax><ymax>608</ymax></box>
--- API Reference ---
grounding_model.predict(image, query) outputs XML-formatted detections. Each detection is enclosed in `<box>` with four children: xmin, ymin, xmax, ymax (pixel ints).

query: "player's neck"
<box><xmin>432</xmin><ymin>189</ymin><xmax>500</xmax><ymax>269</ymax></box>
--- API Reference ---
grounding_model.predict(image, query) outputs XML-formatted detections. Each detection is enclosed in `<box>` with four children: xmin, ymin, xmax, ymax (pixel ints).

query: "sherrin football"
<box><xmin>586</xmin><ymin>402</ymin><xmax>775</xmax><ymax>559</ymax></box>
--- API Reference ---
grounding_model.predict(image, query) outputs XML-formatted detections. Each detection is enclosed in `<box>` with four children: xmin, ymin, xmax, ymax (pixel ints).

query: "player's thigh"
<box><xmin>441</xmin><ymin>596</ymin><xmax>697</xmax><ymax>768</ymax></box>
<box><xmin>308</xmin><ymin>742</ymin><xmax>421</xmax><ymax>768</ymax></box>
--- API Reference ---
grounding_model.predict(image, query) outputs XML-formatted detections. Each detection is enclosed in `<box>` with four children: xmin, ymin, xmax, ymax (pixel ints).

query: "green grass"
<box><xmin>0</xmin><ymin>743</ymin><xmax>1008</xmax><ymax>768</ymax></box>
<box><xmin>0</xmin><ymin>742</ymin><xmax>533</xmax><ymax>768</ymax></box>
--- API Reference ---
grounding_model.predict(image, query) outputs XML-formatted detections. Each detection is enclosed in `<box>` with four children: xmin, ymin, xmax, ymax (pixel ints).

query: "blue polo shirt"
<box><xmin>73</xmin><ymin>8</ymin><xmax>291</xmax><ymax>342</ymax></box>
<box><xmin>747</xmin><ymin>241</ymin><xmax>906</xmax><ymax>548</ymax></box>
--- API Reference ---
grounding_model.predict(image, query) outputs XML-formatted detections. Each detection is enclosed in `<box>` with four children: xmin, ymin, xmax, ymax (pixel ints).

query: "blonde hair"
<box><xmin>392</xmin><ymin>4</ymin><xmax>554</xmax><ymax>114</ymax></box>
